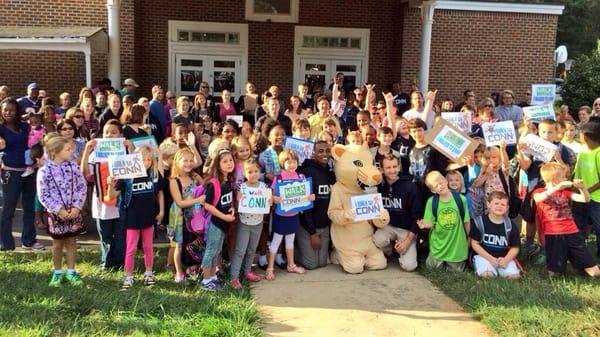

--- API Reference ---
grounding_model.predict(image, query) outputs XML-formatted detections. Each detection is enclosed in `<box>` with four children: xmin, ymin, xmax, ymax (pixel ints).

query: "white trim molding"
<box><xmin>417</xmin><ymin>1</ymin><xmax>564</xmax><ymax>15</ymax></box>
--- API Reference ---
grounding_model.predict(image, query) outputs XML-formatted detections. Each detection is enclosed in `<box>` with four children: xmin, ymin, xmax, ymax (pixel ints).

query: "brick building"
<box><xmin>0</xmin><ymin>0</ymin><xmax>564</xmax><ymax>104</ymax></box>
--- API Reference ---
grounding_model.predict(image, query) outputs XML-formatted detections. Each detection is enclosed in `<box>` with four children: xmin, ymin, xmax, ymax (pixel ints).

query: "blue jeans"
<box><xmin>1</xmin><ymin>170</ymin><xmax>36</xmax><ymax>249</ymax></box>
<box><xmin>201</xmin><ymin>222</ymin><xmax>225</xmax><ymax>268</ymax></box>
<box><xmin>572</xmin><ymin>200</ymin><xmax>600</xmax><ymax>257</ymax></box>
<box><xmin>96</xmin><ymin>218</ymin><xmax>125</xmax><ymax>268</ymax></box>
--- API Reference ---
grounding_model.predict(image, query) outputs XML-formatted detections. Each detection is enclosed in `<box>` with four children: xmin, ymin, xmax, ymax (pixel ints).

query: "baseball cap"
<box><xmin>27</xmin><ymin>83</ymin><xmax>40</xmax><ymax>90</ymax></box>
<box><xmin>123</xmin><ymin>78</ymin><xmax>139</xmax><ymax>88</ymax></box>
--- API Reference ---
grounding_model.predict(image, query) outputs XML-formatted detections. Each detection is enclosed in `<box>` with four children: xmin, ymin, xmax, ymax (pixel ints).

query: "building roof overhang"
<box><xmin>403</xmin><ymin>0</ymin><xmax>565</xmax><ymax>15</ymax></box>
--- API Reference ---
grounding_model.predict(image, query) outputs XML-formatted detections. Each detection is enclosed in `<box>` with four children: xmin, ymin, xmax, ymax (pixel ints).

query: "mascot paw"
<box><xmin>372</xmin><ymin>209</ymin><xmax>390</xmax><ymax>228</ymax></box>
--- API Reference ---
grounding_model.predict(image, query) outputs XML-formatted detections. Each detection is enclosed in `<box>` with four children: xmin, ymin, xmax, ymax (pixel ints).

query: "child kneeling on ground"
<box><xmin>470</xmin><ymin>191</ymin><xmax>520</xmax><ymax>279</ymax></box>
<box><xmin>417</xmin><ymin>171</ymin><xmax>470</xmax><ymax>271</ymax></box>
<box><xmin>532</xmin><ymin>162</ymin><xmax>600</xmax><ymax>277</ymax></box>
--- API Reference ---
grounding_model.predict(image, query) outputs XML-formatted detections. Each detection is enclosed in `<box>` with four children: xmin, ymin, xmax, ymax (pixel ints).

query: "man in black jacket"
<box><xmin>297</xmin><ymin>141</ymin><xmax>336</xmax><ymax>269</ymax></box>
<box><xmin>373</xmin><ymin>154</ymin><xmax>423</xmax><ymax>271</ymax></box>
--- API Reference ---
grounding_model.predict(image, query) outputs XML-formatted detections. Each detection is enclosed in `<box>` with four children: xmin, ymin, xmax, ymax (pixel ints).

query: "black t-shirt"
<box><xmin>391</xmin><ymin>135</ymin><xmax>415</xmax><ymax>174</ymax></box>
<box><xmin>204</xmin><ymin>180</ymin><xmax>234</xmax><ymax>233</ymax></box>
<box><xmin>116</xmin><ymin>172</ymin><xmax>165</xmax><ymax>229</ymax></box>
<box><xmin>470</xmin><ymin>215</ymin><xmax>520</xmax><ymax>258</ymax></box>
<box><xmin>409</xmin><ymin>145</ymin><xmax>448</xmax><ymax>185</ymax></box>
<box><xmin>123</xmin><ymin>125</ymin><xmax>148</xmax><ymax>140</ymax></box>
<box><xmin>394</xmin><ymin>93</ymin><xmax>411</xmax><ymax>115</ymax></box>
<box><xmin>172</xmin><ymin>114</ymin><xmax>194</xmax><ymax>131</ymax></box>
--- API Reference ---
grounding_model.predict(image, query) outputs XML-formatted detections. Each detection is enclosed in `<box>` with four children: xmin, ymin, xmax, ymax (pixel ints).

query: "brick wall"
<box><xmin>134</xmin><ymin>0</ymin><xmax>403</xmax><ymax>99</ymax></box>
<box><xmin>401</xmin><ymin>6</ymin><xmax>559</xmax><ymax>105</ymax></box>
<box><xmin>0</xmin><ymin>0</ymin><xmax>134</xmax><ymax>99</ymax></box>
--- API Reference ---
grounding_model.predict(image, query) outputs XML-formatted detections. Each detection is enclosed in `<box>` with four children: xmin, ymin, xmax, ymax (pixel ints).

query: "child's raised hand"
<box><xmin>272</xmin><ymin>195</ymin><xmax>281</xmax><ymax>204</ymax></box>
<box><xmin>417</xmin><ymin>219</ymin><xmax>431</xmax><ymax>229</ymax></box>
<box><xmin>573</xmin><ymin>179</ymin><xmax>585</xmax><ymax>189</ymax></box>
<box><xmin>365</xmin><ymin>83</ymin><xmax>376</xmax><ymax>91</ymax></box>
<box><xmin>426</xmin><ymin>89</ymin><xmax>438</xmax><ymax>102</ymax></box>
<box><xmin>499</xmin><ymin>139</ymin><xmax>506</xmax><ymax>149</ymax></box>
<box><xmin>187</xmin><ymin>132</ymin><xmax>196</xmax><ymax>146</ymax></box>
<box><xmin>124</xmin><ymin>140</ymin><xmax>134</xmax><ymax>152</ymax></box>
<box><xmin>308</xmin><ymin>194</ymin><xmax>316</xmax><ymax>202</ymax></box>
<box><xmin>85</xmin><ymin>139</ymin><xmax>97</xmax><ymax>151</ymax></box>
<box><xmin>383</xmin><ymin>92</ymin><xmax>394</xmax><ymax>103</ymax></box>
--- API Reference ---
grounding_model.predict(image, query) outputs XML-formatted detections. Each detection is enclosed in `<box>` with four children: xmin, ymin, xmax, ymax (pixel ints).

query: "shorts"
<box><xmin>545</xmin><ymin>233</ymin><xmax>597</xmax><ymax>274</ymax></box>
<box><xmin>472</xmin><ymin>255</ymin><xmax>520</xmax><ymax>277</ymax></box>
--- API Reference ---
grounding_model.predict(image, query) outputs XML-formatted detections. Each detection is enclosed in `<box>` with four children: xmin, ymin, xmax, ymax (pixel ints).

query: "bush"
<box><xmin>561</xmin><ymin>50</ymin><xmax>600</xmax><ymax>111</ymax></box>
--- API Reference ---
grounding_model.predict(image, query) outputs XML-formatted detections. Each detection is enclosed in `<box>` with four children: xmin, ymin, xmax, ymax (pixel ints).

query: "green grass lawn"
<box><xmin>0</xmin><ymin>250</ymin><xmax>261</xmax><ymax>337</ymax></box>
<box><xmin>420</xmin><ymin>237</ymin><xmax>600</xmax><ymax>337</ymax></box>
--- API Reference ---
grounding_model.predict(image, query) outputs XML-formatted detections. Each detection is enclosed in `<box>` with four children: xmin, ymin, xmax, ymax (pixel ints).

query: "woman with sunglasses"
<box><xmin>57</xmin><ymin>119</ymin><xmax>85</xmax><ymax>165</ymax></box>
<box><xmin>471</xmin><ymin>98</ymin><xmax>499</xmax><ymax>138</ymax></box>
<box><xmin>65</xmin><ymin>107</ymin><xmax>90</xmax><ymax>142</ymax></box>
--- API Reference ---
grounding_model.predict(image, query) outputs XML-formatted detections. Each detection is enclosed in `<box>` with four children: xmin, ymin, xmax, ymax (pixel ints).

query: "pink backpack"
<box><xmin>189</xmin><ymin>177</ymin><xmax>220</xmax><ymax>235</ymax></box>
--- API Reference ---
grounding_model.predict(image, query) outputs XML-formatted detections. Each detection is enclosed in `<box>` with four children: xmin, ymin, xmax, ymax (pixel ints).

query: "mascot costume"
<box><xmin>327</xmin><ymin>144</ymin><xmax>389</xmax><ymax>273</ymax></box>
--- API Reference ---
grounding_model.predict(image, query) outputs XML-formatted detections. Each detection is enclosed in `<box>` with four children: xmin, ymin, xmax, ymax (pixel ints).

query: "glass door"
<box><xmin>175</xmin><ymin>54</ymin><xmax>242</xmax><ymax>97</ymax></box>
<box><xmin>334</xmin><ymin>61</ymin><xmax>362</xmax><ymax>93</ymax></box>
<box><xmin>300</xmin><ymin>59</ymin><xmax>329</xmax><ymax>99</ymax></box>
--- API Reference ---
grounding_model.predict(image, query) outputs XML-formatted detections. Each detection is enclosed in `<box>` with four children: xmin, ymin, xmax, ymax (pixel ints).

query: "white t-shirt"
<box><xmin>88</xmin><ymin>152</ymin><xmax>120</xmax><ymax>220</ymax></box>
<box><xmin>403</xmin><ymin>108</ymin><xmax>434</xmax><ymax>131</ymax></box>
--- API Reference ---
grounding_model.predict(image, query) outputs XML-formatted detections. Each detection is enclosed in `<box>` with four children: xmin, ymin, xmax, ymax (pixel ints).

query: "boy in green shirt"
<box><xmin>573</xmin><ymin>121</ymin><xmax>600</xmax><ymax>257</ymax></box>
<box><xmin>418</xmin><ymin>171</ymin><xmax>470</xmax><ymax>270</ymax></box>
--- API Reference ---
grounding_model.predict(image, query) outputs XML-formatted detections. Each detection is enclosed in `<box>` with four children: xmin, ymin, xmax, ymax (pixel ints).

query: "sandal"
<box><xmin>287</xmin><ymin>264</ymin><xmax>306</xmax><ymax>274</ymax></box>
<box><xmin>265</xmin><ymin>268</ymin><xmax>275</xmax><ymax>281</ymax></box>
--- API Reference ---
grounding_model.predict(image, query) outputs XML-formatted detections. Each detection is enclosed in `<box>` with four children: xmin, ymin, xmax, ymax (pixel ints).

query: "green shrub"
<box><xmin>561</xmin><ymin>49</ymin><xmax>600</xmax><ymax>110</ymax></box>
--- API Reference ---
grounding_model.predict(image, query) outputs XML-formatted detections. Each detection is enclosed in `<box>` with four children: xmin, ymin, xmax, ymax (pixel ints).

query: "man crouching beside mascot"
<box><xmin>328</xmin><ymin>144</ymin><xmax>389</xmax><ymax>273</ymax></box>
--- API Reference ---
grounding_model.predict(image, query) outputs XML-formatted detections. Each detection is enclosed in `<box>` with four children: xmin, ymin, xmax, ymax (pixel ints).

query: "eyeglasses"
<box><xmin>60</xmin><ymin>127</ymin><xmax>74</xmax><ymax>131</ymax></box>
<box><xmin>73</xmin><ymin>115</ymin><xmax>84</xmax><ymax>119</ymax></box>
<box><xmin>483</xmin><ymin>104</ymin><xmax>493</xmax><ymax>108</ymax></box>
<box><xmin>594</xmin><ymin>103</ymin><xmax>600</xmax><ymax>106</ymax></box>
<box><xmin>371</xmin><ymin>112</ymin><xmax>380</xmax><ymax>116</ymax></box>
<box><xmin>168</xmin><ymin>97</ymin><xmax>176</xmax><ymax>100</ymax></box>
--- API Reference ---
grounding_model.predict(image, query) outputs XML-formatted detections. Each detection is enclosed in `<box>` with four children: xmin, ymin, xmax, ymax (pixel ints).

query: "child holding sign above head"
<box><xmin>230</xmin><ymin>158</ymin><xmax>272</xmax><ymax>289</ymax></box>
<box><xmin>200</xmin><ymin>149</ymin><xmax>236</xmax><ymax>291</ymax></box>
<box><xmin>470</xmin><ymin>140</ymin><xmax>510</xmax><ymax>217</ymax></box>
<box><xmin>532</xmin><ymin>162</ymin><xmax>600</xmax><ymax>277</ymax></box>
<box><xmin>417</xmin><ymin>171</ymin><xmax>470</xmax><ymax>271</ymax></box>
<box><xmin>267</xmin><ymin>150</ymin><xmax>316</xmax><ymax>280</ymax></box>
<box><xmin>107</xmin><ymin>145</ymin><xmax>165</xmax><ymax>290</ymax></box>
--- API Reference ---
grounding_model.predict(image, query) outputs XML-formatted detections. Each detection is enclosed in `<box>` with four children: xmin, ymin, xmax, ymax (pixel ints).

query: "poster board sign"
<box><xmin>441</xmin><ymin>111</ymin><xmax>472</xmax><ymax>134</ymax></box>
<box><xmin>226</xmin><ymin>115</ymin><xmax>244</xmax><ymax>127</ymax></box>
<box><xmin>95</xmin><ymin>138</ymin><xmax>126</xmax><ymax>162</ymax></box>
<box><xmin>107</xmin><ymin>153</ymin><xmax>148</xmax><ymax>179</ymax></box>
<box><xmin>424</xmin><ymin>119</ymin><xmax>479</xmax><ymax>163</ymax></box>
<box><xmin>481</xmin><ymin>121</ymin><xmax>517</xmax><ymax>146</ymax></box>
<box><xmin>351</xmin><ymin>193</ymin><xmax>384</xmax><ymax>221</ymax></box>
<box><xmin>131</xmin><ymin>135</ymin><xmax>159</xmax><ymax>157</ymax></box>
<box><xmin>284</xmin><ymin>137</ymin><xmax>315</xmax><ymax>165</ymax></box>
<box><xmin>274</xmin><ymin>178</ymin><xmax>313</xmax><ymax>215</ymax></box>
<box><xmin>522</xmin><ymin>134</ymin><xmax>558</xmax><ymax>162</ymax></box>
<box><xmin>522</xmin><ymin>104</ymin><xmax>556</xmax><ymax>122</ymax></box>
<box><xmin>238</xmin><ymin>187</ymin><xmax>271</xmax><ymax>214</ymax></box>
<box><xmin>531</xmin><ymin>84</ymin><xmax>556</xmax><ymax>106</ymax></box>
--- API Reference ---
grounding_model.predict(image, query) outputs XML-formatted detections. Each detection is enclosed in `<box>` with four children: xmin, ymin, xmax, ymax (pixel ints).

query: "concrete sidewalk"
<box><xmin>253</xmin><ymin>264</ymin><xmax>492</xmax><ymax>337</ymax></box>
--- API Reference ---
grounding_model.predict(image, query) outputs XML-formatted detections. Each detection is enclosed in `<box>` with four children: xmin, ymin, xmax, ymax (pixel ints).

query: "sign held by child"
<box><xmin>107</xmin><ymin>153</ymin><xmax>148</xmax><ymax>179</ymax></box>
<box><xmin>238</xmin><ymin>187</ymin><xmax>271</xmax><ymax>214</ymax></box>
<box><xmin>274</xmin><ymin>178</ymin><xmax>313</xmax><ymax>214</ymax></box>
<box><xmin>482</xmin><ymin>121</ymin><xmax>517</xmax><ymax>146</ymax></box>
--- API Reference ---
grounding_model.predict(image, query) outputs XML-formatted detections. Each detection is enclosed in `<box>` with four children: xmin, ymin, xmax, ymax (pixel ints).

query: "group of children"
<box><xmin>2</xmin><ymin>85</ymin><xmax>600</xmax><ymax>293</ymax></box>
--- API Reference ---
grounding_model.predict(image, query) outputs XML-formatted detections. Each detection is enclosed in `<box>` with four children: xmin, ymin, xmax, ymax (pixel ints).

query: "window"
<box><xmin>302</xmin><ymin>36</ymin><xmax>361</xmax><ymax>49</ymax></box>
<box><xmin>177</xmin><ymin>30</ymin><xmax>240</xmax><ymax>44</ymax></box>
<box><xmin>246</xmin><ymin>0</ymin><xmax>299</xmax><ymax>23</ymax></box>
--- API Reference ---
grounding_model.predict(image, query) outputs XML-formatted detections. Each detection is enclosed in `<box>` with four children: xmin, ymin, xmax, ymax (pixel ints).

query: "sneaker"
<box><xmin>244</xmin><ymin>272</ymin><xmax>261</xmax><ymax>282</ymax></box>
<box><xmin>524</xmin><ymin>243</ymin><xmax>541</xmax><ymax>257</ymax></box>
<box><xmin>231</xmin><ymin>279</ymin><xmax>242</xmax><ymax>289</ymax></box>
<box><xmin>186</xmin><ymin>265</ymin><xmax>200</xmax><ymax>280</ymax></box>
<box><xmin>65</xmin><ymin>271</ymin><xmax>83</xmax><ymax>286</ymax></box>
<box><xmin>49</xmin><ymin>272</ymin><xmax>62</xmax><ymax>287</ymax></box>
<box><xmin>121</xmin><ymin>276</ymin><xmax>134</xmax><ymax>290</ymax></box>
<box><xmin>21</xmin><ymin>241</ymin><xmax>45</xmax><ymax>251</ymax></box>
<box><xmin>143</xmin><ymin>274</ymin><xmax>156</xmax><ymax>286</ymax></box>
<box><xmin>200</xmin><ymin>279</ymin><xmax>222</xmax><ymax>291</ymax></box>
<box><xmin>21</xmin><ymin>167</ymin><xmax>34</xmax><ymax>177</ymax></box>
<box><xmin>174</xmin><ymin>274</ymin><xmax>190</xmax><ymax>286</ymax></box>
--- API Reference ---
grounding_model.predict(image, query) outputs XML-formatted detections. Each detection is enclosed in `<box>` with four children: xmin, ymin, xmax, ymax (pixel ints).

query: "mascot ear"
<box><xmin>331</xmin><ymin>144</ymin><xmax>346</xmax><ymax>161</ymax></box>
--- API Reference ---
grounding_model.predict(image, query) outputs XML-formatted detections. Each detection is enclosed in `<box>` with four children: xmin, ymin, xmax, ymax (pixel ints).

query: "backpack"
<box><xmin>188</xmin><ymin>177</ymin><xmax>221</xmax><ymax>235</ymax></box>
<box><xmin>93</xmin><ymin>162</ymin><xmax>117</xmax><ymax>206</ymax></box>
<box><xmin>431</xmin><ymin>192</ymin><xmax>466</xmax><ymax>224</ymax></box>
<box><xmin>472</xmin><ymin>215</ymin><xmax>512</xmax><ymax>243</ymax></box>
<box><xmin>498</xmin><ymin>169</ymin><xmax>522</xmax><ymax>219</ymax></box>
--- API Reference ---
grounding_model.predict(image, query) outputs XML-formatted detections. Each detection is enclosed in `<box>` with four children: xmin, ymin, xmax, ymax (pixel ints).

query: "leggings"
<box><xmin>124</xmin><ymin>227</ymin><xmax>154</xmax><ymax>273</ymax></box>
<box><xmin>269</xmin><ymin>233</ymin><xmax>295</xmax><ymax>253</ymax></box>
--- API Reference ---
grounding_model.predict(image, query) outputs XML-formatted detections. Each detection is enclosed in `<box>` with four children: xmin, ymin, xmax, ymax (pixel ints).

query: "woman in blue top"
<box><xmin>0</xmin><ymin>97</ymin><xmax>43</xmax><ymax>250</ymax></box>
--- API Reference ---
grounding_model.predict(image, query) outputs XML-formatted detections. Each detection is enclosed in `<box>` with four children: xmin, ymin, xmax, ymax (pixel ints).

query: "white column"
<box><xmin>84</xmin><ymin>49</ymin><xmax>92</xmax><ymax>87</ymax></box>
<box><xmin>106</xmin><ymin>0</ymin><xmax>121</xmax><ymax>89</ymax></box>
<box><xmin>419</xmin><ymin>1</ymin><xmax>436</xmax><ymax>93</ymax></box>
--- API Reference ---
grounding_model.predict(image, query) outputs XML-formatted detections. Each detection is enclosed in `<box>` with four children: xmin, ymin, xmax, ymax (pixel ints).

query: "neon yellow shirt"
<box><xmin>573</xmin><ymin>147</ymin><xmax>600</xmax><ymax>202</ymax></box>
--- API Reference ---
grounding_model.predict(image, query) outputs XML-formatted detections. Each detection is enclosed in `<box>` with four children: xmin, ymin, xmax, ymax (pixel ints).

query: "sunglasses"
<box><xmin>60</xmin><ymin>127</ymin><xmax>74</xmax><ymax>131</ymax></box>
<box><xmin>483</xmin><ymin>104</ymin><xmax>493</xmax><ymax>108</ymax></box>
<box><xmin>73</xmin><ymin>115</ymin><xmax>84</xmax><ymax>119</ymax></box>
<box><xmin>371</xmin><ymin>112</ymin><xmax>380</xmax><ymax>115</ymax></box>
<box><xmin>168</xmin><ymin>97</ymin><xmax>176</xmax><ymax>100</ymax></box>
